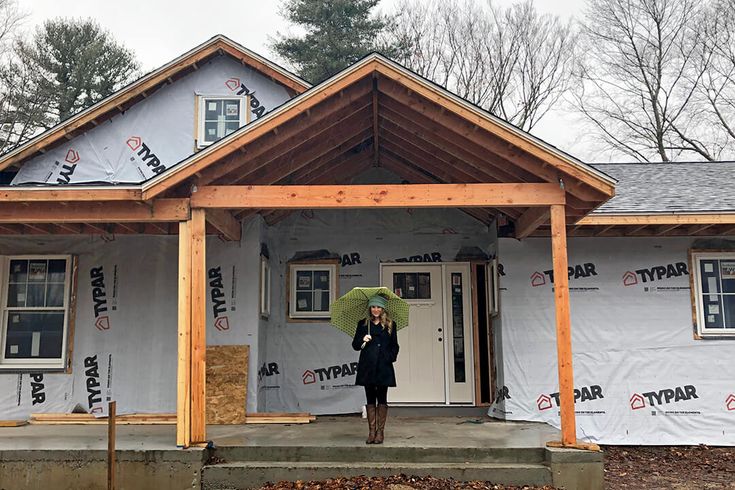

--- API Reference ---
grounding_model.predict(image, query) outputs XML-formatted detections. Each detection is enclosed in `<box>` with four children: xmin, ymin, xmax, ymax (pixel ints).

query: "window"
<box><xmin>289</xmin><ymin>263</ymin><xmax>337</xmax><ymax>319</ymax></box>
<box><xmin>691</xmin><ymin>252</ymin><xmax>735</xmax><ymax>337</ymax></box>
<box><xmin>197</xmin><ymin>96</ymin><xmax>248</xmax><ymax>148</ymax></box>
<box><xmin>392</xmin><ymin>272</ymin><xmax>431</xmax><ymax>299</ymax></box>
<box><xmin>1</xmin><ymin>256</ymin><xmax>73</xmax><ymax>369</ymax></box>
<box><xmin>260</xmin><ymin>255</ymin><xmax>271</xmax><ymax>320</ymax></box>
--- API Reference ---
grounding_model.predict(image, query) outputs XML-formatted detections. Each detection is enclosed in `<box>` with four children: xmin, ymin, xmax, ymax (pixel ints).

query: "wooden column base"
<box><xmin>546</xmin><ymin>440</ymin><xmax>601</xmax><ymax>452</ymax></box>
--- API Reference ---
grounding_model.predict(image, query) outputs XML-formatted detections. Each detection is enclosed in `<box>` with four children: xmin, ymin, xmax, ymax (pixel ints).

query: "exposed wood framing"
<box><xmin>191</xmin><ymin>183</ymin><xmax>565</xmax><ymax>209</ymax></box>
<box><xmin>0</xmin><ymin>188</ymin><xmax>142</xmax><ymax>202</ymax></box>
<box><xmin>577</xmin><ymin>214</ymin><xmax>735</xmax><ymax>226</ymax></box>
<box><xmin>372</xmin><ymin>75</ymin><xmax>380</xmax><ymax>166</ymax></box>
<box><xmin>550</xmin><ymin>204</ymin><xmax>577</xmax><ymax>447</ymax></box>
<box><xmin>0</xmin><ymin>199</ymin><xmax>189</xmax><ymax>223</ymax></box>
<box><xmin>515</xmin><ymin>207</ymin><xmax>551</xmax><ymax>239</ymax></box>
<box><xmin>205</xmin><ymin>209</ymin><xmax>241</xmax><ymax>241</ymax></box>
<box><xmin>189</xmin><ymin>209</ymin><xmax>207</xmax><ymax>444</ymax></box>
<box><xmin>177</xmin><ymin>221</ymin><xmax>192</xmax><ymax>448</ymax></box>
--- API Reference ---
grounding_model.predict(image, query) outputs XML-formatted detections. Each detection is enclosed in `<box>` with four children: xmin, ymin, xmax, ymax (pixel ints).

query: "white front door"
<box><xmin>381</xmin><ymin>264</ymin><xmax>474</xmax><ymax>404</ymax></box>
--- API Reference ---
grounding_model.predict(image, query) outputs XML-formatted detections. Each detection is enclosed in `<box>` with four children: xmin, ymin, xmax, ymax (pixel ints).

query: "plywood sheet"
<box><xmin>206</xmin><ymin>345</ymin><xmax>248</xmax><ymax>424</ymax></box>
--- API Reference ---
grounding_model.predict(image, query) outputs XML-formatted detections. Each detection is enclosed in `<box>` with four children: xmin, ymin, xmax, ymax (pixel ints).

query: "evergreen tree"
<box><xmin>271</xmin><ymin>0</ymin><xmax>397</xmax><ymax>84</ymax></box>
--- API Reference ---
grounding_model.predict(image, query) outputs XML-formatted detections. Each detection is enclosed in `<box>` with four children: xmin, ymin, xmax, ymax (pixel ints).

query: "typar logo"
<box><xmin>90</xmin><ymin>267</ymin><xmax>110</xmax><ymax>331</ymax></box>
<box><xmin>302</xmin><ymin>370</ymin><xmax>316</xmax><ymax>385</ymax></box>
<box><xmin>126</xmin><ymin>136</ymin><xmax>166</xmax><ymax>175</ymax></box>
<box><xmin>302</xmin><ymin>362</ymin><xmax>359</xmax><ymax>385</ymax></box>
<box><xmin>537</xmin><ymin>385</ymin><xmax>605</xmax><ymax>411</ymax></box>
<box><xmin>495</xmin><ymin>386</ymin><xmax>511</xmax><ymax>401</ymax></box>
<box><xmin>225</xmin><ymin>77</ymin><xmax>268</xmax><ymax>118</ymax></box>
<box><xmin>55</xmin><ymin>147</ymin><xmax>80</xmax><ymax>184</ymax></box>
<box><xmin>530</xmin><ymin>271</ymin><xmax>546</xmax><ymax>287</ymax></box>
<box><xmin>208</xmin><ymin>266</ymin><xmax>236</xmax><ymax>331</ymax></box>
<box><xmin>725</xmin><ymin>394</ymin><xmax>735</xmax><ymax>411</ymax></box>
<box><xmin>395</xmin><ymin>252</ymin><xmax>442</xmax><ymax>263</ymax></box>
<box><xmin>30</xmin><ymin>373</ymin><xmax>45</xmax><ymax>405</ymax></box>
<box><xmin>622</xmin><ymin>271</ymin><xmax>638</xmax><ymax>286</ymax></box>
<box><xmin>630</xmin><ymin>393</ymin><xmax>646</xmax><ymax>410</ymax></box>
<box><xmin>341</xmin><ymin>252</ymin><xmax>362</xmax><ymax>267</ymax></box>
<box><xmin>85</xmin><ymin>355</ymin><xmax>103</xmax><ymax>414</ymax></box>
<box><xmin>537</xmin><ymin>394</ymin><xmax>552</xmax><ymax>410</ymax></box>
<box><xmin>623</xmin><ymin>262</ymin><xmax>688</xmax><ymax>285</ymax></box>
<box><xmin>258</xmin><ymin>362</ymin><xmax>280</xmax><ymax>382</ymax></box>
<box><xmin>531</xmin><ymin>263</ymin><xmax>598</xmax><ymax>286</ymax></box>
<box><xmin>629</xmin><ymin>385</ymin><xmax>698</xmax><ymax>410</ymax></box>
<box><xmin>65</xmin><ymin>149</ymin><xmax>80</xmax><ymax>164</ymax></box>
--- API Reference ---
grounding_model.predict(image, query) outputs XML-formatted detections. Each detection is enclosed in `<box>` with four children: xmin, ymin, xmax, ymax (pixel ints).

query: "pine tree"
<box><xmin>271</xmin><ymin>0</ymin><xmax>397</xmax><ymax>84</ymax></box>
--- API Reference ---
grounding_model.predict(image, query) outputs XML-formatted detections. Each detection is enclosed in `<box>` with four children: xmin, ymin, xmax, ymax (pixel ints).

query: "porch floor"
<box><xmin>0</xmin><ymin>416</ymin><xmax>559</xmax><ymax>450</ymax></box>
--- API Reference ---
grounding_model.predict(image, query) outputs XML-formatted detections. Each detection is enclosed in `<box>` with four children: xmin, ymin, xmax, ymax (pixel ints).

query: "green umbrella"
<box><xmin>330</xmin><ymin>287</ymin><xmax>410</xmax><ymax>338</ymax></box>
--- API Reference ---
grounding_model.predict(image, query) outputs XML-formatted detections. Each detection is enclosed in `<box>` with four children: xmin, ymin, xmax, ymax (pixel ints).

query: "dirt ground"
<box><xmin>257</xmin><ymin>445</ymin><xmax>735</xmax><ymax>489</ymax></box>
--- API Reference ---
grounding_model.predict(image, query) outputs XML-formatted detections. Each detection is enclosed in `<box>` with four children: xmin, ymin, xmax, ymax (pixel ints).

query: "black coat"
<box><xmin>352</xmin><ymin>319</ymin><xmax>399</xmax><ymax>387</ymax></box>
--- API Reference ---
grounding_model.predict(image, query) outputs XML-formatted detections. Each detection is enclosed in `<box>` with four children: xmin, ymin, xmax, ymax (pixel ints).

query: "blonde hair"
<box><xmin>365</xmin><ymin>307</ymin><xmax>393</xmax><ymax>334</ymax></box>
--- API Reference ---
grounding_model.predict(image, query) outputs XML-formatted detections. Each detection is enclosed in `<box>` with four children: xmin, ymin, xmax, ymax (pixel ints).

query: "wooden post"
<box><xmin>177</xmin><ymin>221</ymin><xmax>192</xmax><ymax>447</ymax></box>
<box><xmin>190</xmin><ymin>209</ymin><xmax>207</xmax><ymax>443</ymax></box>
<box><xmin>107</xmin><ymin>400</ymin><xmax>116</xmax><ymax>490</ymax></box>
<box><xmin>550</xmin><ymin>204</ymin><xmax>577</xmax><ymax>446</ymax></box>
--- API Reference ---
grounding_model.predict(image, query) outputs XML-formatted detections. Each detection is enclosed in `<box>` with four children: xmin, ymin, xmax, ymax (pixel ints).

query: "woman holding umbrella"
<box><xmin>351</xmin><ymin>293</ymin><xmax>399</xmax><ymax>444</ymax></box>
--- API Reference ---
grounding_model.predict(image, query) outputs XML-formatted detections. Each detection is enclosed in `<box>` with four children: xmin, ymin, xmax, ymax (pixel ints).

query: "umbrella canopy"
<box><xmin>329</xmin><ymin>287</ymin><xmax>410</xmax><ymax>337</ymax></box>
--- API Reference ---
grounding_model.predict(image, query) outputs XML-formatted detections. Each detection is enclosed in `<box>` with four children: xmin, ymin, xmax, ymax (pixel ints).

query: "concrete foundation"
<box><xmin>0</xmin><ymin>417</ymin><xmax>602</xmax><ymax>490</ymax></box>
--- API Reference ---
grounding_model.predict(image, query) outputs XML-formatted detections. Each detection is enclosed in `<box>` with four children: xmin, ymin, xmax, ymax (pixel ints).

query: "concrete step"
<box><xmin>201</xmin><ymin>461</ymin><xmax>553</xmax><ymax>490</ymax></box>
<box><xmin>212</xmin><ymin>445</ymin><xmax>546</xmax><ymax>464</ymax></box>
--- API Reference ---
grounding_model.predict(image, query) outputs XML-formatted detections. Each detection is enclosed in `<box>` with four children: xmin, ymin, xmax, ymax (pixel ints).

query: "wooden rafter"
<box><xmin>515</xmin><ymin>207</ymin><xmax>551</xmax><ymax>239</ymax></box>
<box><xmin>191</xmin><ymin>183</ymin><xmax>565</xmax><ymax>210</ymax></box>
<box><xmin>0</xmin><ymin>188</ymin><xmax>142</xmax><ymax>202</ymax></box>
<box><xmin>577</xmin><ymin>213</ymin><xmax>735</xmax><ymax>226</ymax></box>
<box><xmin>205</xmin><ymin>209</ymin><xmax>241</xmax><ymax>241</ymax></box>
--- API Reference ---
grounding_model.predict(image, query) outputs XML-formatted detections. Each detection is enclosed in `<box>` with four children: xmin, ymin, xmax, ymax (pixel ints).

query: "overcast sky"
<box><xmin>21</xmin><ymin>0</ymin><xmax>599</xmax><ymax>160</ymax></box>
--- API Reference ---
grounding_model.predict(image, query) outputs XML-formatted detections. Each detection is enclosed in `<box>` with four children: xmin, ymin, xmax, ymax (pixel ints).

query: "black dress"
<box><xmin>352</xmin><ymin>319</ymin><xmax>399</xmax><ymax>387</ymax></box>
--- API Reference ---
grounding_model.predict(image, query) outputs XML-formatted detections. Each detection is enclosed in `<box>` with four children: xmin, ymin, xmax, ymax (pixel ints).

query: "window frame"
<box><xmin>287</xmin><ymin>262</ymin><xmax>338</xmax><ymax>320</ymax></box>
<box><xmin>196</xmin><ymin>95</ymin><xmax>250</xmax><ymax>149</ymax></box>
<box><xmin>0</xmin><ymin>254</ymin><xmax>74</xmax><ymax>370</ymax></box>
<box><xmin>690</xmin><ymin>250</ymin><xmax>735</xmax><ymax>338</ymax></box>
<box><xmin>260</xmin><ymin>254</ymin><xmax>271</xmax><ymax>320</ymax></box>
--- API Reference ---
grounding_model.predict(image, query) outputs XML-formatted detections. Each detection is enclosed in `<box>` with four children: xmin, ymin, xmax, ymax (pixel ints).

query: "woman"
<box><xmin>351</xmin><ymin>293</ymin><xmax>399</xmax><ymax>444</ymax></box>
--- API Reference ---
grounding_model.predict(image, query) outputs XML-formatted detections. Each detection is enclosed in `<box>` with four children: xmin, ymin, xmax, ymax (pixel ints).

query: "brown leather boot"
<box><xmin>375</xmin><ymin>404</ymin><xmax>388</xmax><ymax>444</ymax></box>
<box><xmin>365</xmin><ymin>405</ymin><xmax>377</xmax><ymax>444</ymax></box>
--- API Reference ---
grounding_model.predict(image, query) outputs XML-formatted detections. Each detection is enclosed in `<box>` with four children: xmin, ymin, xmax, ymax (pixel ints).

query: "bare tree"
<box><xmin>386</xmin><ymin>0</ymin><xmax>576</xmax><ymax>131</ymax></box>
<box><xmin>575</xmin><ymin>0</ymin><xmax>714</xmax><ymax>162</ymax></box>
<box><xmin>697</xmin><ymin>0</ymin><xmax>735</xmax><ymax>154</ymax></box>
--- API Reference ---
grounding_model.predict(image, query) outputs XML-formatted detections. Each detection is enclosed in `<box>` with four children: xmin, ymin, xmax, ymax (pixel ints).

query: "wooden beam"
<box><xmin>0</xmin><ymin>199</ymin><xmax>189</xmax><ymax>223</ymax></box>
<box><xmin>372</xmin><ymin>75</ymin><xmax>380</xmax><ymax>166</ymax></box>
<box><xmin>515</xmin><ymin>207</ymin><xmax>550</xmax><ymax>239</ymax></box>
<box><xmin>550</xmin><ymin>204</ymin><xmax>577</xmax><ymax>447</ymax></box>
<box><xmin>578</xmin><ymin>213</ymin><xmax>735</xmax><ymax>226</ymax></box>
<box><xmin>177</xmin><ymin>221</ymin><xmax>192</xmax><ymax>448</ymax></box>
<box><xmin>190</xmin><ymin>209</ymin><xmax>207</xmax><ymax>444</ymax></box>
<box><xmin>205</xmin><ymin>209</ymin><xmax>241</xmax><ymax>241</ymax></box>
<box><xmin>192</xmin><ymin>183</ymin><xmax>565</xmax><ymax>209</ymax></box>
<box><xmin>0</xmin><ymin>188</ymin><xmax>141</xmax><ymax>202</ymax></box>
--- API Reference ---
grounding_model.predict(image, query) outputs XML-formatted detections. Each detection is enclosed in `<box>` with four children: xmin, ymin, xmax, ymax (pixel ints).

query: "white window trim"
<box><xmin>487</xmin><ymin>258</ymin><xmax>500</xmax><ymax>317</ymax></box>
<box><xmin>0</xmin><ymin>255</ymin><xmax>73</xmax><ymax>370</ymax></box>
<box><xmin>289</xmin><ymin>263</ymin><xmax>337</xmax><ymax>319</ymax></box>
<box><xmin>260</xmin><ymin>255</ymin><xmax>271</xmax><ymax>320</ymax></box>
<box><xmin>196</xmin><ymin>95</ymin><xmax>249</xmax><ymax>149</ymax></box>
<box><xmin>691</xmin><ymin>251</ymin><xmax>735</xmax><ymax>337</ymax></box>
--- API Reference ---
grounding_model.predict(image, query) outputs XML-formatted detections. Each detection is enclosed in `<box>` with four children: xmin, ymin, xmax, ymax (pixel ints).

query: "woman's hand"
<box><xmin>362</xmin><ymin>334</ymin><xmax>372</xmax><ymax>343</ymax></box>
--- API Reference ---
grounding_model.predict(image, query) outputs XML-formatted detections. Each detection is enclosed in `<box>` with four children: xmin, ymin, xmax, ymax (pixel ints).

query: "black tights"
<box><xmin>364</xmin><ymin>385</ymin><xmax>388</xmax><ymax>406</ymax></box>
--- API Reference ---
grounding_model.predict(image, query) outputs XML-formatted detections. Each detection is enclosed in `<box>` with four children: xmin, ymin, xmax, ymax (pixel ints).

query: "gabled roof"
<box><xmin>0</xmin><ymin>35</ymin><xmax>310</xmax><ymax>172</ymax></box>
<box><xmin>590</xmin><ymin>161</ymin><xmax>735</xmax><ymax>214</ymax></box>
<box><xmin>140</xmin><ymin>53</ymin><xmax>616</xmax><ymax>205</ymax></box>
